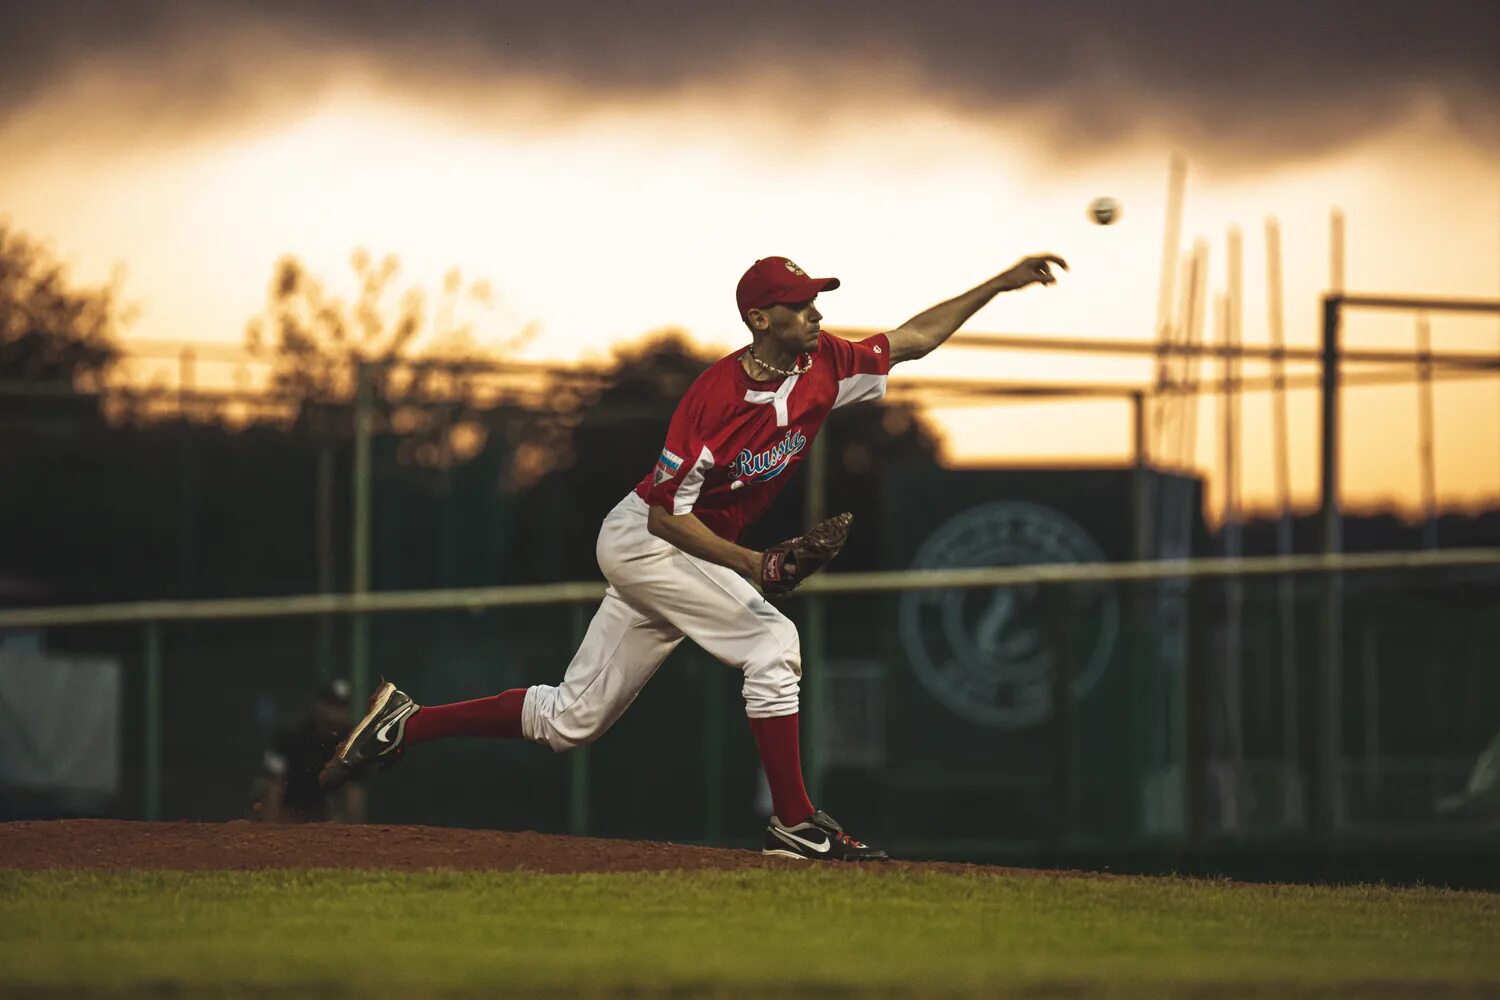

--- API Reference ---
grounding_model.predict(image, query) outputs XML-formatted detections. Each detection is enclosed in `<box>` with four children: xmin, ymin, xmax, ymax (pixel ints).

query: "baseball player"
<box><xmin>321</xmin><ymin>251</ymin><xmax>1067</xmax><ymax>861</ymax></box>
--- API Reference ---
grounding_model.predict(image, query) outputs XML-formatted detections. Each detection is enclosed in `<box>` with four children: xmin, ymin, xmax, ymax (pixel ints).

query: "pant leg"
<box><xmin>521</xmin><ymin>586</ymin><xmax>684</xmax><ymax>752</ymax></box>
<box><xmin>600</xmin><ymin>495</ymin><xmax>801</xmax><ymax>719</ymax></box>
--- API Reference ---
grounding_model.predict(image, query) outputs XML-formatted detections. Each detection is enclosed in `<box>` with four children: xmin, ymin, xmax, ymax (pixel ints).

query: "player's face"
<box><xmin>763</xmin><ymin>296</ymin><xmax>822</xmax><ymax>351</ymax></box>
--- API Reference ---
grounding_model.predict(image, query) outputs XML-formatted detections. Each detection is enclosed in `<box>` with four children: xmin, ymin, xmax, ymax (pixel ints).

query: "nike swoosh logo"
<box><xmin>375</xmin><ymin>704</ymin><xmax>414</xmax><ymax>744</ymax></box>
<box><xmin>773</xmin><ymin>827</ymin><xmax>831</xmax><ymax>854</ymax></box>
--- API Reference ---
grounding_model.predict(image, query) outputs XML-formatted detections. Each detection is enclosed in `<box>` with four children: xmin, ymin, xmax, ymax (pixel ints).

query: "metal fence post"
<box><xmin>348</xmin><ymin>362</ymin><xmax>374</xmax><ymax>823</ymax></box>
<box><xmin>143</xmin><ymin>621</ymin><xmax>162</xmax><ymax>821</ymax></box>
<box><xmin>568</xmin><ymin>602</ymin><xmax>591</xmax><ymax>835</ymax></box>
<box><xmin>803</xmin><ymin>432</ymin><xmax>829</xmax><ymax>803</ymax></box>
<box><xmin>702</xmin><ymin>653</ymin><xmax>726</xmax><ymax>844</ymax></box>
<box><xmin>1183</xmin><ymin>579</ymin><xmax>1205</xmax><ymax>847</ymax></box>
<box><xmin>1317</xmin><ymin>295</ymin><xmax>1345</xmax><ymax>838</ymax></box>
<box><xmin>1052</xmin><ymin>587</ymin><xmax>1075</xmax><ymax>845</ymax></box>
<box><xmin>316</xmin><ymin>442</ymin><xmax>336</xmax><ymax>679</ymax></box>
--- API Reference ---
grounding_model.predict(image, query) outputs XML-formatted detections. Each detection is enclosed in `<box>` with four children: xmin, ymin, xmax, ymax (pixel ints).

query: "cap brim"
<box><xmin>767</xmin><ymin>275</ymin><xmax>840</xmax><ymax>307</ymax></box>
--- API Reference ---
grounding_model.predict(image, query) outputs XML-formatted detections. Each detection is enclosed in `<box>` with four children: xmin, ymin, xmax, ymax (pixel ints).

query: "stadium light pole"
<box><xmin>143</xmin><ymin>622</ymin><xmax>162</xmax><ymax>822</ymax></box>
<box><xmin>803</xmin><ymin>431</ymin><xmax>829</xmax><ymax>804</ymax></box>
<box><xmin>1316</xmin><ymin>295</ymin><xmax>1345</xmax><ymax>838</ymax></box>
<box><xmin>350</xmin><ymin>361</ymin><xmax>374</xmax><ymax>822</ymax></box>
<box><xmin>568</xmin><ymin>604</ymin><xmax>591</xmax><ymax>835</ymax></box>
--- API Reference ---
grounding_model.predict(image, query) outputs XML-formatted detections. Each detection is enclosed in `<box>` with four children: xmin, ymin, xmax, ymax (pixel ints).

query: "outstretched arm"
<box><xmin>884</xmin><ymin>254</ymin><xmax>1068</xmax><ymax>364</ymax></box>
<box><xmin>647</xmin><ymin>505</ymin><xmax>762</xmax><ymax>579</ymax></box>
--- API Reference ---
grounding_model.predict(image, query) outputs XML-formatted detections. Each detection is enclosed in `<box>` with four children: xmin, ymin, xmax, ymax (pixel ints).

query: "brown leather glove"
<box><xmin>759</xmin><ymin>512</ymin><xmax>853</xmax><ymax>597</ymax></box>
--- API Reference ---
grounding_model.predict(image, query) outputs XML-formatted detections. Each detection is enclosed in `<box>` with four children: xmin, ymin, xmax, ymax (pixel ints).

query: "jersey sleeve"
<box><xmin>826</xmin><ymin>332</ymin><xmax>892</xmax><ymax>409</ymax></box>
<box><xmin>640</xmin><ymin>390</ymin><xmax>717</xmax><ymax>515</ymax></box>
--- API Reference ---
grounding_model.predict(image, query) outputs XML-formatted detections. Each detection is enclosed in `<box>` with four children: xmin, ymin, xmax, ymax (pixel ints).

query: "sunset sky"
<box><xmin>4</xmin><ymin>0</ymin><xmax>1498</xmax><ymax>520</ymax></box>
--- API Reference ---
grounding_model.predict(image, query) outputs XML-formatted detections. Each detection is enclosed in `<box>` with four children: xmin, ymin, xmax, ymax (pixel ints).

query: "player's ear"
<box><xmin>746</xmin><ymin>308</ymin><xmax>770</xmax><ymax>332</ymax></box>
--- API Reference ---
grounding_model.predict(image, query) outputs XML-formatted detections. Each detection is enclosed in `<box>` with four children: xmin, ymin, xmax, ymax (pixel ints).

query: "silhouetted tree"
<box><xmin>244</xmin><ymin>250</ymin><xmax>534</xmax><ymax>471</ymax></box>
<box><xmin>0</xmin><ymin>221</ymin><xmax>130</xmax><ymax>420</ymax></box>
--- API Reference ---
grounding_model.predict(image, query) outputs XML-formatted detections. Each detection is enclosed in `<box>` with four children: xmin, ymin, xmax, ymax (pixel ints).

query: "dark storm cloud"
<box><xmin>3</xmin><ymin>0</ymin><xmax>1496</xmax><ymax>160</ymax></box>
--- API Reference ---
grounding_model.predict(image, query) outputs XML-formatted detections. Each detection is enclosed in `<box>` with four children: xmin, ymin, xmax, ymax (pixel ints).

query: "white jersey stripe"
<box><xmin>833</xmin><ymin>372</ymin><xmax>888</xmax><ymax>409</ymax></box>
<box><xmin>673</xmin><ymin>445</ymin><xmax>716</xmax><ymax>514</ymax></box>
<box><xmin>743</xmin><ymin>373</ymin><xmax>800</xmax><ymax>427</ymax></box>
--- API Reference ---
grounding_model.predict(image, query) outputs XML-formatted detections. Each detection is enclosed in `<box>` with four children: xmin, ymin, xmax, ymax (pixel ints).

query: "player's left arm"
<box><xmin>883</xmin><ymin>254</ymin><xmax>1068</xmax><ymax>364</ymax></box>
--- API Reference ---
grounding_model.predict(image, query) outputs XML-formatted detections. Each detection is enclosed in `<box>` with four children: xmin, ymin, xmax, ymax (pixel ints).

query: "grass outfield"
<box><xmin>2</xmin><ymin>868</ymin><xmax>1497</xmax><ymax>996</ymax></box>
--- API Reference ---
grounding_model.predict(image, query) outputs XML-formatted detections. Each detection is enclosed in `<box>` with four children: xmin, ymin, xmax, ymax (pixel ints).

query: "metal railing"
<box><xmin>5</xmin><ymin>546</ymin><xmax>1498</xmax><ymax>835</ymax></box>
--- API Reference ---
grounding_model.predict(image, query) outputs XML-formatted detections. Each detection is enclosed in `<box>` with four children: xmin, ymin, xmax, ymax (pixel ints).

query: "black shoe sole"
<box><xmin>761</xmin><ymin>847</ymin><xmax>890</xmax><ymax>862</ymax></box>
<box><xmin>318</xmin><ymin>682</ymin><xmax>399</xmax><ymax>791</ymax></box>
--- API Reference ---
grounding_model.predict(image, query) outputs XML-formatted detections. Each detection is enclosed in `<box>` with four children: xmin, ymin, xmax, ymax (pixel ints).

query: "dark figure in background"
<box><xmin>1438</xmin><ymin>726</ymin><xmax>1500</xmax><ymax>825</ymax></box>
<box><xmin>252</xmin><ymin>679</ymin><xmax>361</xmax><ymax>822</ymax></box>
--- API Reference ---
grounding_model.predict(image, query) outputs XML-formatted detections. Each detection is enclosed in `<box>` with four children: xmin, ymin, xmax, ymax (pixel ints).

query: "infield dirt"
<box><xmin>0</xmin><ymin>819</ymin><xmax>1089</xmax><ymax>877</ymax></box>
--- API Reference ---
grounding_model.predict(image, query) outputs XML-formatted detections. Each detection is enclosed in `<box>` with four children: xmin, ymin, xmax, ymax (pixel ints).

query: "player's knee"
<box><xmin>741</xmin><ymin>623</ymin><xmax>802</xmax><ymax>717</ymax></box>
<box><xmin>520</xmin><ymin>684</ymin><xmax>613</xmax><ymax>753</ymax></box>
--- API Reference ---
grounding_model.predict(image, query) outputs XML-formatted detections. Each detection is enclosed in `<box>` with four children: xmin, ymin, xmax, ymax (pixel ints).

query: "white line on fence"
<box><xmin>2</xmin><ymin>548</ymin><xmax>1498</xmax><ymax>629</ymax></box>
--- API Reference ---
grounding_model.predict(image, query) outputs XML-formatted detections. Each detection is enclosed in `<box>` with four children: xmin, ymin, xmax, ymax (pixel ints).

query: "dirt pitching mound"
<box><xmin>1</xmin><ymin>820</ymin><xmax>1084</xmax><ymax>878</ymax></box>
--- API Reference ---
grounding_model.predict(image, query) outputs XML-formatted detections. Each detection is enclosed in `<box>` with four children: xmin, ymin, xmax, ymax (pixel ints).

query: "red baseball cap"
<box><xmin>735</xmin><ymin>256</ymin><xmax>840</xmax><ymax>318</ymax></box>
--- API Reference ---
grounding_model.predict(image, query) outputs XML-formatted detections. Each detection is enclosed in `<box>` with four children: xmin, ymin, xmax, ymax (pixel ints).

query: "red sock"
<box><xmin>403</xmin><ymin>689</ymin><xmax>526</xmax><ymax>746</ymax></box>
<box><xmin>748</xmin><ymin>712</ymin><xmax>815</xmax><ymax>826</ymax></box>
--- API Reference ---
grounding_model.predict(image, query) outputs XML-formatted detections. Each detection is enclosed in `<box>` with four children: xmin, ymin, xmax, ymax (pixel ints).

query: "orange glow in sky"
<box><xmin>4</xmin><ymin>78</ymin><xmax>1498</xmax><ymax>521</ymax></box>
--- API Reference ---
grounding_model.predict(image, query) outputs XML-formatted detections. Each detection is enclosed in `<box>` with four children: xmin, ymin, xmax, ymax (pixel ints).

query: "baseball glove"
<box><xmin>760</xmin><ymin>512</ymin><xmax>853</xmax><ymax>597</ymax></box>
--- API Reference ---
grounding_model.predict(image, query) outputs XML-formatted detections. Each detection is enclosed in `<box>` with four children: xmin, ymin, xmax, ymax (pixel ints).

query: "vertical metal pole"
<box><xmin>316</xmin><ymin>443</ymin><xmax>336</xmax><ymax>678</ymax></box>
<box><xmin>1052</xmin><ymin>587</ymin><xmax>1076</xmax><ymax>845</ymax></box>
<box><xmin>1266</xmin><ymin>216</ymin><xmax>1301</xmax><ymax>828</ymax></box>
<box><xmin>349</xmin><ymin>362</ymin><xmax>373</xmax><ymax>822</ymax></box>
<box><xmin>1265</xmin><ymin>219</ymin><xmax>1293</xmax><ymax>511</ymax></box>
<box><xmin>1161</xmin><ymin>257</ymin><xmax>1197</xmax><ymax>468</ymax></box>
<box><xmin>1415</xmin><ymin>315</ymin><xmax>1438</xmax><ymax>550</ymax></box>
<box><xmin>1361</xmin><ymin>618</ymin><xmax>1380</xmax><ymax>806</ymax></box>
<box><xmin>1128</xmin><ymin>391</ymin><xmax>1151</xmax><ymax>835</ymax></box>
<box><xmin>1131</xmin><ymin>392</ymin><xmax>1151</xmax><ymax>562</ymax></box>
<box><xmin>178</xmin><ymin>348</ymin><xmax>195</xmax><ymax>416</ymax></box>
<box><xmin>568</xmin><ymin>602</ymin><xmax>591</xmax><ymax>836</ymax></box>
<box><xmin>144</xmin><ymin>622</ymin><xmax>162</xmax><ymax>821</ymax></box>
<box><xmin>1223</xmin><ymin>231</ymin><xmax>1246</xmax><ymax>831</ymax></box>
<box><xmin>1181</xmin><ymin>243</ymin><xmax>1210</xmax><ymax>473</ymax></box>
<box><xmin>1226</xmin><ymin>230</ymin><xmax>1243</xmax><ymax>532</ymax></box>
<box><xmin>1184</xmin><ymin>580</ymin><xmax>1205</xmax><ymax>846</ymax></box>
<box><xmin>1152</xmin><ymin>154</ymin><xmax>1187</xmax><ymax>459</ymax></box>
<box><xmin>1155</xmin><ymin>155</ymin><xmax>1187</xmax><ymax>346</ymax></box>
<box><xmin>1317</xmin><ymin>295</ymin><xmax>1345</xmax><ymax>838</ymax></box>
<box><xmin>702</xmin><ymin>654</ymin><xmax>725</xmax><ymax>844</ymax></box>
<box><xmin>803</xmin><ymin>431</ymin><xmax>829</xmax><ymax>803</ymax></box>
<box><xmin>177</xmin><ymin>351</ymin><xmax>198</xmax><ymax>598</ymax></box>
<box><xmin>1330</xmin><ymin>209</ymin><xmax>1346</xmax><ymax>295</ymax></box>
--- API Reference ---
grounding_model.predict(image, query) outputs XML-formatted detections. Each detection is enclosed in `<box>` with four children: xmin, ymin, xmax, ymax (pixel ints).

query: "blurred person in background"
<box><xmin>1437</xmin><ymin>724</ymin><xmax>1500</xmax><ymax>826</ymax></box>
<box><xmin>252</xmin><ymin>679</ymin><xmax>362</xmax><ymax>823</ymax></box>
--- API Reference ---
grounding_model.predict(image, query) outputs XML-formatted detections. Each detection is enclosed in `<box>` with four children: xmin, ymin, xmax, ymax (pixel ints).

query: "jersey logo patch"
<box><xmin>729</xmin><ymin>427</ymin><xmax>807</xmax><ymax>484</ymax></box>
<box><xmin>653</xmin><ymin>449</ymin><xmax>684</xmax><ymax>486</ymax></box>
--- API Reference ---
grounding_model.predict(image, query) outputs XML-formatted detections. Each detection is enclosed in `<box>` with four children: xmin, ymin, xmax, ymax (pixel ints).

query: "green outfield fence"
<box><xmin>4</xmin><ymin>547</ymin><xmax>1499</xmax><ymax>852</ymax></box>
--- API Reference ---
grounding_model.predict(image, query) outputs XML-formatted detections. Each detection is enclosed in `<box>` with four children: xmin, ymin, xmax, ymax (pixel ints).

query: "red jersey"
<box><xmin>634</xmin><ymin>331</ymin><xmax>892</xmax><ymax>541</ymax></box>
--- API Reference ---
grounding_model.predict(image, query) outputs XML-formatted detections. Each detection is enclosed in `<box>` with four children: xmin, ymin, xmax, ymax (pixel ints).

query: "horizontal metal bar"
<box><xmin>796</xmin><ymin>547</ymin><xmax>1500</xmax><ymax>595</ymax></box>
<box><xmin>939</xmin><ymin>334</ymin><xmax>1499</xmax><ymax>366</ymax></box>
<box><xmin>0</xmin><ymin>581</ymin><xmax>608</xmax><ymax>628</ymax></box>
<box><xmin>1332</xmin><ymin>294</ymin><xmax>1500</xmax><ymax>314</ymax></box>
<box><xmin>892</xmin><ymin>362</ymin><xmax>1500</xmax><ymax>405</ymax></box>
<box><xmin>121</xmin><ymin>341</ymin><xmax>615</xmax><ymax>378</ymax></box>
<box><xmin>2</xmin><ymin>549</ymin><xmax>1497</xmax><ymax>629</ymax></box>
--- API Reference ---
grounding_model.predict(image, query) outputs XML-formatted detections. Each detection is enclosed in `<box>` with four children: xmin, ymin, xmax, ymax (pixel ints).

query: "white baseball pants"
<box><xmin>521</xmin><ymin>492</ymin><xmax>802</xmax><ymax>752</ymax></box>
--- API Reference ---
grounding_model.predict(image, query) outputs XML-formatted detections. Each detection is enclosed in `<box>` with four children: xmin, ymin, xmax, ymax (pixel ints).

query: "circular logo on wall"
<box><xmin>898</xmin><ymin>501</ymin><xmax>1119</xmax><ymax>729</ymax></box>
